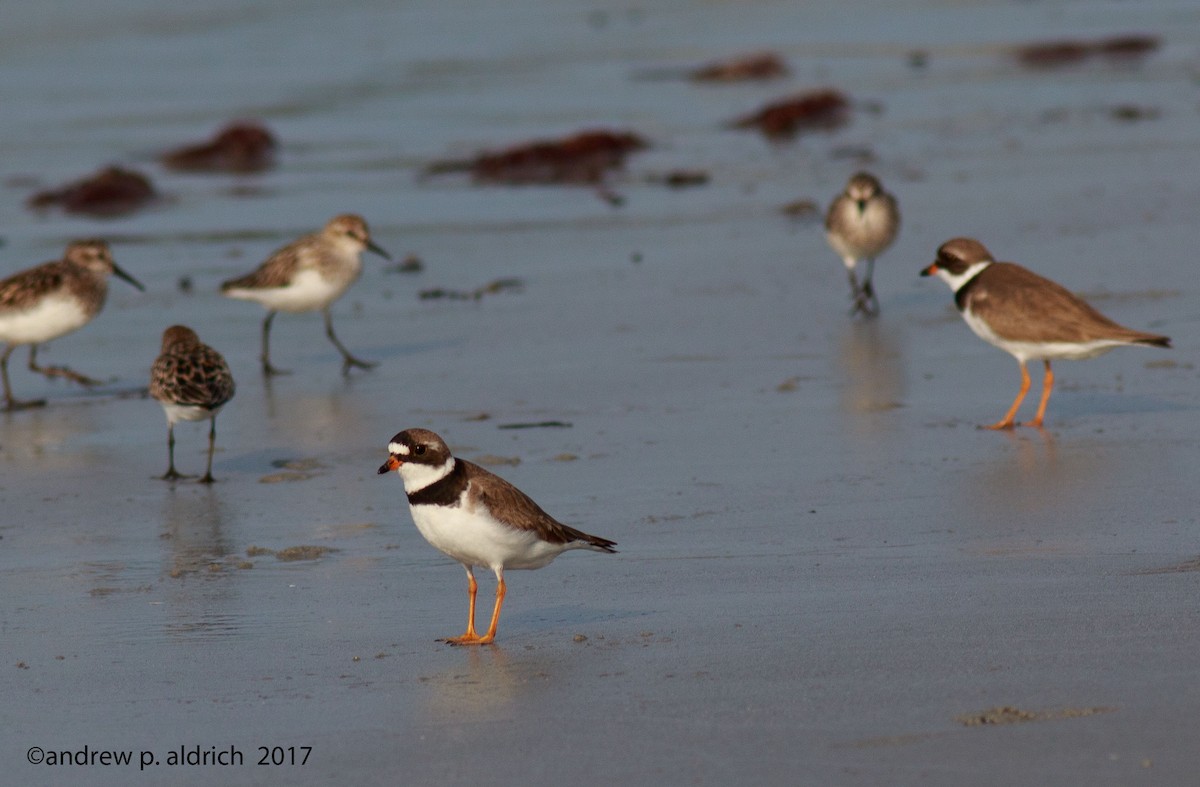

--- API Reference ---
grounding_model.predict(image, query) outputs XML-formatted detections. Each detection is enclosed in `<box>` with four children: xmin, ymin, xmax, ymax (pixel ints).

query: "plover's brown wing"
<box><xmin>220</xmin><ymin>237</ymin><xmax>311</xmax><ymax>291</ymax></box>
<box><xmin>462</xmin><ymin>460</ymin><xmax>617</xmax><ymax>551</ymax></box>
<box><xmin>0</xmin><ymin>262</ymin><xmax>68</xmax><ymax>311</ymax></box>
<box><xmin>967</xmin><ymin>263</ymin><xmax>1167</xmax><ymax>346</ymax></box>
<box><xmin>150</xmin><ymin>348</ymin><xmax>235</xmax><ymax>408</ymax></box>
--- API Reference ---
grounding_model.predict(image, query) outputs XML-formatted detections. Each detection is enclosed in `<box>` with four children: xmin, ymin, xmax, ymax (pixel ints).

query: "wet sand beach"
<box><xmin>3</xmin><ymin>1</ymin><xmax>1200</xmax><ymax>784</ymax></box>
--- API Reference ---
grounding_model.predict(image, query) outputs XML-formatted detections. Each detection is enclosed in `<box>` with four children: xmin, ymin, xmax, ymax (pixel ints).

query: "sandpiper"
<box><xmin>149</xmin><ymin>325</ymin><xmax>236</xmax><ymax>483</ymax></box>
<box><xmin>825</xmin><ymin>172</ymin><xmax>900</xmax><ymax>316</ymax></box>
<box><xmin>0</xmin><ymin>240</ymin><xmax>143</xmax><ymax>410</ymax></box>
<box><xmin>220</xmin><ymin>214</ymin><xmax>389</xmax><ymax>376</ymax></box>
<box><xmin>378</xmin><ymin>428</ymin><xmax>617</xmax><ymax>645</ymax></box>
<box><xmin>921</xmin><ymin>237</ymin><xmax>1170</xmax><ymax>429</ymax></box>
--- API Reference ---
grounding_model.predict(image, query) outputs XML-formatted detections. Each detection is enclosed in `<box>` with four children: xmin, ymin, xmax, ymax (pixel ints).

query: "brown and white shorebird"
<box><xmin>378</xmin><ymin>428</ymin><xmax>617</xmax><ymax>645</ymax></box>
<box><xmin>220</xmin><ymin>214</ymin><xmax>389</xmax><ymax>376</ymax></box>
<box><xmin>0</xmin><ymin>240</ymin><xmax>144</xmax><ymax>411</ymax></box>
<box><xmin>149</xmin><ymin>325</ymin><xmax>236</xmax><ymax>483</ymax></box>
<box><xmin>921</xmin><ymin>237</ymin><xmax>1170</xmax><ymax>429</ymax></box>
<box><xmin>825</xmin><ymin>171</ymin><xmax>900</xmax><ymax>316</ymax></box>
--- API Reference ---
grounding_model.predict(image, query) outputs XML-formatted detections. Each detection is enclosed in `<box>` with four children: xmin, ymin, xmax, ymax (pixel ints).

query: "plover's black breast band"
<box><xmin>407</xmin><ymin>459</ymin><xmax>468</xmax><ymax>507</ymax></box>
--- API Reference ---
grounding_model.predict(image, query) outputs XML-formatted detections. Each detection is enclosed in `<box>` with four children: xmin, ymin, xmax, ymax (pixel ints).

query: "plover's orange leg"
<box><xmin>28</xmin><ymin>345</ymin><xmax>101</xmax><ymax>387</ymax></box>
<box><xmin>1025</xmin><ymin>360</ymin><xmax>1053</xmax><ymax>429</ymax></box>
<box><xmin>441</xmin><ymin>569</ymin><xmax>484</xmax><ymax>645</ymax></box>
<box><xmin>447</xmin><ymin>574</ymin><xmax>505</xmax><ymax>646</ymax></box>
<box><xmin>985</xmin><ymin>360</ymin><xmax>1031</xmax><ymax>430</ymax></box>
<box><xmin>476</xmin><ymin>575</ymin><xmax>506</xmax><ymax>645</ymax></box>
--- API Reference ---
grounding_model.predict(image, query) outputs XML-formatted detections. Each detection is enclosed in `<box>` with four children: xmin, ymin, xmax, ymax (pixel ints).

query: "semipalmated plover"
<box><xmin>825</xmin><ymin>172</ymin><xmax>900</xmax><ymax>316</ymax></box>
<box><xmin>921</xmin><ymin>237</ymin><xmax>1170</xmax><ymax>429</ymax></box>
<box><xmin>149</xmin><ymin>325</ymin><xmax>236</xmax><ymax>483</ymax></box>
<box><xmin>220</xmin><ymin>214</ymin><xmax>389</xmax><ymax>376</ymax></box>
<box><xmin>0</xmin><ymin>240</ymin><xmax>144</xmax><ymax>410</ymax></box>
<box><xmin>378</xmin><ymin>428</ymin><xmax>617</xmax><ymax>645</ymax></box>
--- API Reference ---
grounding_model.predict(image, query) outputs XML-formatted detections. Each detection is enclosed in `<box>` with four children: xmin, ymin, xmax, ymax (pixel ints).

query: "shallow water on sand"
<box><xmin>4</xmin><ymin>0</ymin><xmax>1200</xmax><ymax>784</ymax></box>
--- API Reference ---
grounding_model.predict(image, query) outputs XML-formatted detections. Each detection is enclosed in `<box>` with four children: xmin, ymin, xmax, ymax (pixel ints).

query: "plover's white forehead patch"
<box><xmin>389</xmin><ymin>441</ymin><xmax>410</xmax><ymax>455</ymax></box>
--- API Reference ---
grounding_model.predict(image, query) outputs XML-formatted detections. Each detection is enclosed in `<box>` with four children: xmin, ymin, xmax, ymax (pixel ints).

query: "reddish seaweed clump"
<box><xmin>162</xmin><ymin>122</ymin><xmax>278</xmax><ymax>173</ymax></box>
<box><xmin>428</xmin><ymin>130</ymin><xmax>648</xmax><ymax>185</ymax></box>
<box><xmin>731</xmin><ymin>89</ymin><xmax>850</xmax><ymax>139</ymax></box>
<box><xmin>1096</xmin><ymin>35</ymin><xmax>1161</xmax><ymax>58</ymax></box>
<box><xmin>690</xmin><ymin>52</ymin><xmax>789</xmax><ymax>82</ymax></box>
<box><xmin>1015</xmin><ymin>34</ymin><xmax>1160</xmax><ymax>68</ymax></box>
<box><xmin>27</xmin><ymin>166</ymin><xmax>156</xmax><ymax>217</ymax></box>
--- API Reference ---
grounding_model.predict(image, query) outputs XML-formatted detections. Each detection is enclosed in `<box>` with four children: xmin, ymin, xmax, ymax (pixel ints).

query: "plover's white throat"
<box><xmin>0</xmin><ymin>239</ymin><xmax>144</xmax><ymax>410</ymax></box>
<box><xmin>149</xmin><ymin>325</ymin><xmax>236</xmax><ymax>483</ymax></box>
<box><xmin>922</xmin><ymin>237</ymin><xmax>1170</xmax><ymax>429</ymax></box>
<box><xmin>220</xmin><ymin>214</ymin><xmax>389</xmax><ymax>376</ymax></box>
<box><xmin>378</xmin><ymin>428</ymin><xmax>617</xmax><ymax>645</ymax></box>
<box><xmin>825</xmin><ymin>171</ymin><xmax>900</xmax><ymax>316</ymax></box>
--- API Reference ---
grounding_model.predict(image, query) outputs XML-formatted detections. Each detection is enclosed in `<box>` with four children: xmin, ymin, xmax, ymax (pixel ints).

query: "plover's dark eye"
<box><xmin>415</xmin><ymin>444</ymin><xmax>426</xmax><ymax>456</ymax></box>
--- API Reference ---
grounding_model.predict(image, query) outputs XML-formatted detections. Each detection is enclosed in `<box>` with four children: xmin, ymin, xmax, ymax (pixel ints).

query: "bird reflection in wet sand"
<box><xmin>150</xmin><ymin>326</ymin><xmax>236</xmax><ymax>483</ymax></box>
<box><xmin>836</xmin><ymin>319</ymin><xmax>905</xmax><ymax>428</ymax></box>
<box><xmin>160</xmin><ymin>490</ymin><xmax>245</xmax><ymax>643</ymax></box>
<box><xmin>161</xmin><ymin>484</ymin><xmax>233</xmax><ymax>578</ymax></box>
<box><xmin>968</xmin><ymin>428</ymin><xmax>1115</xmax><ymax>519</ymax></box>
<box><xmin>0</xmin><ymin>239</ymin><xmax>144</xmax><ymax>410</ymax></box>
<box><xmin>422</xmin><ymin>647</ymin><xmax>520</xmax><ymax>721</ymax></box>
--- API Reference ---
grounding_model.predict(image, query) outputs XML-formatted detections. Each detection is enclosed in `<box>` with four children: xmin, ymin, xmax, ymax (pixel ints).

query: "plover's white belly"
<box><xmin>0</xmin><ymin>295</ymin><xmax>93</xmax><ymax>344</ymax></box>
<box><xmin>962</xmin><ymin>308</ymin><xmax>1123</xmax><ymax>362</ymax></box>
<box><xmin>224</xmin><ymin>268</ymin><xmax>354</xmax><ymax>313</ymax></box>
<box><xmin>410</xmin><ymin>500</ymin><xmax>566</xmax><ymax>571</ymax></box>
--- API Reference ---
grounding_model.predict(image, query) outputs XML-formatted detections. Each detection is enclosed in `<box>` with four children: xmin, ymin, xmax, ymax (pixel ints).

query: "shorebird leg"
<box><xmin>200</xmin><ymin>416</ymin><xmax>218</xmax><ymax>484</ymax></box>
<box><xmin>160</xmin><ymin>423</ymin><xmax>195</xmax><ymax>481</ymax></box>
<box><xmin>28</xmin><ymin>345</ymin><xmax>102</xmax><ymax>387</ymax></box>
<box><xmin>1025</xmin><ymin>360</ymin><xmax>1053</xmax><ymax>429</ymax></box>
<box><xmin>846</xmin><ymin>267</ymin><xmax>868</xmax><ymax>316</ymax></box>
<box><xmin>2</xmin><ymin>344</ymin><xmax>46</xmax><ymax>410</ymax></box>
<box><xmin>985</xmin><ymin>360</ymin><xmax>1031</xmax><ymax>430</ymax></box>
<box><xmin>442</xmin><ymin>568</ymin><xmax>484</xmax><ymax>645</ymax></box>
<box><xmin>861</xmin><ymin>258</ymin><xmax>879</xmax><ymax>315</ymax></box>
<box><xmin>323</xmin><ymin>306</ymin><xmax>377</xmax><ymax>375</ymax></box>
<box><xmin>260</xmin><ymin>311</ymin><xmax>290</xmax><ymax>376</ymax></box>
<box><xmin>476</xmin><ymin>574</ymin><xmax>506</xmax><ymax>645</ymax></box>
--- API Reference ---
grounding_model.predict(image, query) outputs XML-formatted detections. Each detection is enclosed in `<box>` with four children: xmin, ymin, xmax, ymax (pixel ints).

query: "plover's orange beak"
<box><xmin>919</xmin><ymin>262</ymin><xmax>939</xmax><ymax>277</ymax></box>
<box><xmin>377</xmin><ymin>455</ymin><xmax>401</xmax><ymax>474</ymax></box>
